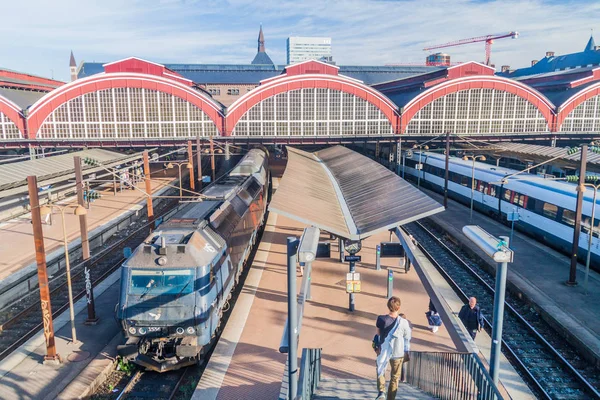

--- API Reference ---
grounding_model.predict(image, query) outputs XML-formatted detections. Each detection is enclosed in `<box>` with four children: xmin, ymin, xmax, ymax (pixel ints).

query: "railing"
<box><xmin>296</xmin><ymin>348</ymin><xmax>322</xmax><ymax>400</ymax></box>
<box><xmin>406</xmin><ymin>352</ymin><xmax>503</xmax><ymax>400</ymax></box>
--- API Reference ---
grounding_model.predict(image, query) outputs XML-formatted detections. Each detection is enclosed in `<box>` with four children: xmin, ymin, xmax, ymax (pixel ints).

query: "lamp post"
<box><xmin>412</xmin><ymin>144</ymin><xmax>429</xmax><ymax>188</ymax></box>
<box><xmin>40</xmin><ymin>203</ymin><xmax>88</xmax><ymax>344</ymax></box>
<box><xmin>165</xmin><ymin>161</ymin><xmax>193</xmax><ymax>198</ymax></box>
<box><xmin>462</xmin><ymin>154</ymin><xmax>486</xmax><ymax>222</ymax></box>
<box><xmin>463</xmin><ymin>225</ymin><xmax>514</xmax><ymax>385</ymax></box>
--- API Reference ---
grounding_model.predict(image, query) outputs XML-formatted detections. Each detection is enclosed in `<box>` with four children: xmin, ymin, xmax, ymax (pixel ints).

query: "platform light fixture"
<box><xmin>462</xmin><ymin>225</ymin><xmax>513</xmax><ymax>384</ymax></box>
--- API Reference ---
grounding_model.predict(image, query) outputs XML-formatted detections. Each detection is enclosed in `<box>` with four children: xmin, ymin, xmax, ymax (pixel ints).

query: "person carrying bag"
<box><xmin>375</xmin><ymin>297</ymin><xmax>412</xmax><ymax>400</ymax></box>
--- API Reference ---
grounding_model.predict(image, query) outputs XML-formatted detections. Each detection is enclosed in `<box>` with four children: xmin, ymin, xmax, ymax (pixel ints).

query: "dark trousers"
<box><xmin>469</xmin><ymin>329</ymin><xmax>477</xmax><ymax>340</ymax></box>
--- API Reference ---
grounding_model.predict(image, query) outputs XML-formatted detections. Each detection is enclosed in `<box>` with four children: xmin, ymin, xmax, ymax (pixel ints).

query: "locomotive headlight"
<box><xmin>128</xmin><ymin>327</ymin><xmax>136</xmax><ymax>335</ymax></box>
<box><xmin>138</xmin><ymin>327</ymin><xmax>147</xmax><ymax>335</ymax></box>
<box><xmin>186</xmin><ymin>326</ymin><xmax>195</xmax><ymax>335</ymax></box>
<box><xmin>176</xmin><ymin>327</ymin><xmax>184</xmax><ymax>335</ymax></box>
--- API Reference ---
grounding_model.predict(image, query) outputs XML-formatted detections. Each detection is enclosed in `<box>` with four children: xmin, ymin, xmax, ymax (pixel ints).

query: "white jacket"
<box><xmin>376</xmin><ymin>317</ymin><xmax>412</xmax><ymax>376</ymax></box>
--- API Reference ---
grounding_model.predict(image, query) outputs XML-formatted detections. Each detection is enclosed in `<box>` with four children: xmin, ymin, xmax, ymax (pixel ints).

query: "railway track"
<box><xmin>404</xmin><ymin>220</ymin><xmax>600</xmax><ymax>400</ymax></box>
<box><xmin>0</xmin><ymin>198</ymin><xmax>179</xmax><ymax>361</ymax></box>
<box><xmin>116</xmin><ymin>369</ymin><xmax>188</xmax><ymax>400</ymax></box>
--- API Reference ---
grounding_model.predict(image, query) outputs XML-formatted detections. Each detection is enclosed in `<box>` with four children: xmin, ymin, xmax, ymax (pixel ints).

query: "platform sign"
<box><xmin>346</xmin><ymin>272</ymin><xmax>361</xmax><ymax>293</ymax></box>
<box><xmin>380</xmin><ymin>242</ymin><xmax>404</xmax><ymax>257</ymax></box>
<box><xmin>344</xmin><ymin>255</ymin><xmax>361</xmax><ymax>262</ymax></box>
<box><xmin>202</xmin><ymin>175</ymin><xmax>211</xmax><ymax>183</ymax></box>
<box><xmin>507</xmin><ymin>211</ymin><xmax>520</xmax><ymax>222</ymax></box>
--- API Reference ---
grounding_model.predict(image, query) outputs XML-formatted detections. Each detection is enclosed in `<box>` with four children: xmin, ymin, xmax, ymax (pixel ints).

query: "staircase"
<box><xmin>313</xmin><ymin>378</ymin><xmax>436</xmax><ymax>399</ymax></box>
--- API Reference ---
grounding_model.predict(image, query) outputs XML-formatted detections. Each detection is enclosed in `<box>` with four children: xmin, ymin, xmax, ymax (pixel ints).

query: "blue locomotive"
<box><xmin>116</xmin><ymin>149</ymin><xmax>269</xmax><ymax>372</ymax></box>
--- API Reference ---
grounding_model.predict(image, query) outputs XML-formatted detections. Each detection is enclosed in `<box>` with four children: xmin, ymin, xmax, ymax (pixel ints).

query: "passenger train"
<box><xmin>403</xmin><ymin>151</ymin><xmax>600</xmax><ymax>270</ymax></box>
<box><xmin>116</xmin><ymin>149</ymin><xmax>270</xmax><ymax>372</ymax></box>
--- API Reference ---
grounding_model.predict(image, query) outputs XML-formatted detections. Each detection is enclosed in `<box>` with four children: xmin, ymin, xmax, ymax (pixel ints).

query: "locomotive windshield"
<box><xmin>129</xmin><ymin>269</ymin><xmax>194</xmax><ymax>296</ymax></box>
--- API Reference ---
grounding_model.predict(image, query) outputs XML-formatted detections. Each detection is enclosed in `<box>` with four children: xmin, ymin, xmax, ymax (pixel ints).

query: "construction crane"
<box><xmin>423</xmin><ymin>31</ymin><xmax>519</xmax><ymax>66</ymax></box>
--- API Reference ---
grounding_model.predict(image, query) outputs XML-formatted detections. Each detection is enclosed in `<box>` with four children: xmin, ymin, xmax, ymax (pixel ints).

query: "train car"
<box><xmin>116</xmin><ymin>149</ymin><xmax>269</xmax><ymax>372</ymax></box>
<box><xmin>403</xmin><ymin>151</ymin><xmax>600</xmax><ymax>269</ymax></box>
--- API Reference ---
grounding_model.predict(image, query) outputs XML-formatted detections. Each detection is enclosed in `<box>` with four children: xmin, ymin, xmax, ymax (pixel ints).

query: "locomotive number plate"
<box><xmin>147</xmin><ymin>327</ymin><xmax>161</xmax><ymax>332</ymax></box>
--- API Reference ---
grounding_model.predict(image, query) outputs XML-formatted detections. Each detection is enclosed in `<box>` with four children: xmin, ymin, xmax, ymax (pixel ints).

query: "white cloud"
<box><xmin>0</xmin><ymin>0</ymin><xmax>598</xmax><ymax>81</ymax></box>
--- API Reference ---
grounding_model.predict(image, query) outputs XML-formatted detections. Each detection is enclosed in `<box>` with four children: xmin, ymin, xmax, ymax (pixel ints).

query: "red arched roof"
<box><xmin>27</xmin><ymin>73</ymin><xmax>225</xmax><ymax>138</ymax></box>
<box><xmin>0</xmin><ymin>95</ymin><xmax>25</xmax><ymax>137</ymax></box>
<box><xmin>225</xmin><ymin>73</ymin><xmax>400</xmax><ymax>135</ymax></box>
<box><xmin>556</xmin><ymin>82</ymin><xmax>600</xmax><ymax>130</ymax></box>
<box><xmin>400</xmin><ymin>76</ymin><xmax>556</xmax><ymax>133</ymax></box>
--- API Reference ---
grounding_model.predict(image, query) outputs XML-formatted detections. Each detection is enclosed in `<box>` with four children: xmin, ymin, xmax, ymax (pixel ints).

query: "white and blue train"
<box><xmin>403</xmin><ymin>151</ymin><xmax>600</xmax><ymax>269</ymax></box>
<box><xmin>116</xmin><ymin>149</ymin><xmax>269</xmax><ymax>372</ymax></box>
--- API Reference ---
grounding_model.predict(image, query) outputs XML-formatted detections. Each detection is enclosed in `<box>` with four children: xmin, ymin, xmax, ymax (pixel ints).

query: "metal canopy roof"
<box><xmin>0</xmin><ymin>149</ymin><xmax>142</xmax><ymax>196</ymax></box>
<box><xmin>269</xmin><ymin>146</ymin><xmax>444</xmax><ymax>240</ymax></box>
<box><xmin>479</xmin><ymin>143</ymin><xmax>600</xmax><ymax>171</ymax></box>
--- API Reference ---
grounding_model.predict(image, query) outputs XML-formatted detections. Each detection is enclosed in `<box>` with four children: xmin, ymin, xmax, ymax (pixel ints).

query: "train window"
<box><xmin>476</xmin><ymin>181</ymin><xmax>486</xmax><ymax>192</ymax></box>
<box><xmin>460</xmin><ymin>176</ymin><xmax>470</xmax><ymax>187</ymax></box>
<box><xmin>503</xmin><ymin>189</ymin><xmax>512</xmax><ymax>201</ymax></box>
<box><xmin>405</xmin><ymin>159</ymin><xmax>417</xmax><ymax>168</ymax></box>
<box><xmin>542</xmin><ymin>203</ymin><xmax>558</xmax><ymax>220</ymax></box>
<box><xmin>526</xmin><ymin>197</ymin><xmax>537</xmax><ymax>211</ymax></box>
<box><xmin>129</xmin><ymin>269</ymin><xmax>194</xmax><ymax>295</ymax></box>
<box><xmin>562</xmin><ymin>209</ymin><xmax>576</xmax><ymax>227</ymax></box>
<box><xmin>511</xmin><ymin>193</ymin><xmax>528</xmax><ymax>208</ymax></box>
<box><xmin>209</xmin><ymin>264</ymin><xmax>214</xmax><ymax>284</ymax></box>
<box><xmin>580</xmin><ymin>218</ymin><xmax>600</xmax><ymax>237</ymax></box>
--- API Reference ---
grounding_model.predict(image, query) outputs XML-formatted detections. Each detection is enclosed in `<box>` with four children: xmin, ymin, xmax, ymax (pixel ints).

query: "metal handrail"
<box><xmin>406</xmin><ymin>351</ymin><xmax>503</xmax><ymax>400</ymax></box>
<box><xmin>296</xmin><ymin>348</ymin><xmax>322</xmax><ymax>400</ymax></box>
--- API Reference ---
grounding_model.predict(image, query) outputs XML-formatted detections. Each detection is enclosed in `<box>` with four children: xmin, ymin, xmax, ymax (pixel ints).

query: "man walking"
<box><xmin>458</xmin><ymin>297</ymin><xmax>484</xmax><ymax>340</ymax></box>
<box><xmin>374</xmin><ymin>297</ymin><xmax>411</xmax><ymax>400</ymax></box>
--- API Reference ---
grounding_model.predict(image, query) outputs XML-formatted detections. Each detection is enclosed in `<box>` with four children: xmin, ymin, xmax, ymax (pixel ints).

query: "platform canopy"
<box><xmin>0</xmin><ymin>149</ymin><xmax>144</xmax><ymax>198</ymax></box>
<box><xmin>269</xmin><ymin>146</ymin><xmax>444</xmax><ymax>240</ymax></box>
<box><xmin>479</xmin><ymin>142</ymin><xmax>600</xmax><ymax>171</ymax></box>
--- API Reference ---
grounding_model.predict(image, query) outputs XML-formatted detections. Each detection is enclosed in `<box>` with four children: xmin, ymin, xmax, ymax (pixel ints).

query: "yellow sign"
<box><xmin>346</xmin><ymin>272</ymin><xmax>361</xmax><ymax>293</ymax></box>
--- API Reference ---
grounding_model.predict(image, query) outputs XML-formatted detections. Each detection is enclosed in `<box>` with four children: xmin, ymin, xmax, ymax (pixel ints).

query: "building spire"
<box><xmin>585</xmin><ymin>33</ymin><xmax>596</xmax><ymax>52</ymax></box>
<box><xmin>258</xmin><ymin>24</ymin><xmax>265</xmax><ymax>53</ymax></box>
<box><xmin>69</xmin><ymin>50</ymin><xmax>76</xmax><ymax>67</ymax></box>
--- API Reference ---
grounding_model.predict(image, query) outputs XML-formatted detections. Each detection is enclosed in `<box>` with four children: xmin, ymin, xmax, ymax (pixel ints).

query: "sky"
<box><xmin>1</xmin><ymin>0</ymin><xmax>599</xmax><ymax>82</ymax></box>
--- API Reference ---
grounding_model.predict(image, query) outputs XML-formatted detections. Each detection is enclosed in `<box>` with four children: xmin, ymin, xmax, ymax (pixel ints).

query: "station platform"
<box><xmin>424</xmin><ymin>189</ymin><xmax>600</xmax><ymax>367</ymax></box>
<box><xmin>0</xmin><ymin>265</ymin><xmax>122</xmax><ymax>399</ymax></box>
<box><xmin>194</xmin><ymin>212</ymin><xmax>459</xmax><ymax>400</ymax></box>
<box><xmin>0</xmin><ymin>177</ymin><xmax>172</xmax><ymax>283</ymax></box>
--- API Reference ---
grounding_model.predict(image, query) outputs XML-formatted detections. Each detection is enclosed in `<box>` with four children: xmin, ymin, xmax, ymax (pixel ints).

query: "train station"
<box><xmin>1</xmin><ymin>12</ymin><xmax>600</xmax><ymax>400</ymax></box>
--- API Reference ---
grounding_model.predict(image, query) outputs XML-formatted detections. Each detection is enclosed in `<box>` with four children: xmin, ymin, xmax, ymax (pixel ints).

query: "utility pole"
<box><xmin>444</xmin><ymin>131</ymin><xmax>450</xmax><ymax>209</ymax></box>
<box><xmin>187</xmin><ymin>141</ymin><xmax>195</xmax><ymax>191</ymax></box>
<box><xmin>210</xmin><ymin>136</ymin><xmax>216</xmax><ymax>182</ymax></box>
<box><xmin>27</xmin><ymin>176</ymin><xmax>61</xmax><ymax>364</ymax></box>
<box><xmin>196</xmin><ymin>136</ymin><xmax>203</xmax><ymax>190</ymax></box>
<box><xmin>568</xmin><ymin>145</ymin><xmax>587</xmax><ymax>286</ymax></box>
<box><xmin>143</xmin><ymin>151</ymin><xmax>154</xmax><ymax>222</ymax></box>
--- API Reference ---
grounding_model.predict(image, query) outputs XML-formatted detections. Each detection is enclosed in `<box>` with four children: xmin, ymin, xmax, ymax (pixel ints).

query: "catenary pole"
<box><xmin>73</xmin><ymin>156</ymin><xmax>90</xmax><ymax>259</ymax></box>
<box><xmin>187</xmin><ymin>141</ymin><xmax>195</xmax><ymax>191</ymax></box>
<box><xmin>75</xmin><ymin>156</ymin><xmax>98</xmax><ymax>324</ymax></box>
<box><xmin>27</xmin><ymin>176</ymin><xmax>61</xmax><ymax>364</ymax></box>
<box><xmin>568</xmin><ymin>145</ymin><xmax>587</xmax><ymax>285</ymax></box>
<box><xmin>444</xmin><ymin>131</ymin><xmax>450</xmax><ymax>209</ymax></box>
<box><xmin>143</xmin><ymin>151</ymin><xmax>154</xmax><ymax>222</ymax></box>
<box><xmin>196</xmin><ymin>136</ymin><xmax>203</xmax><ymax>189</ymax></box>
